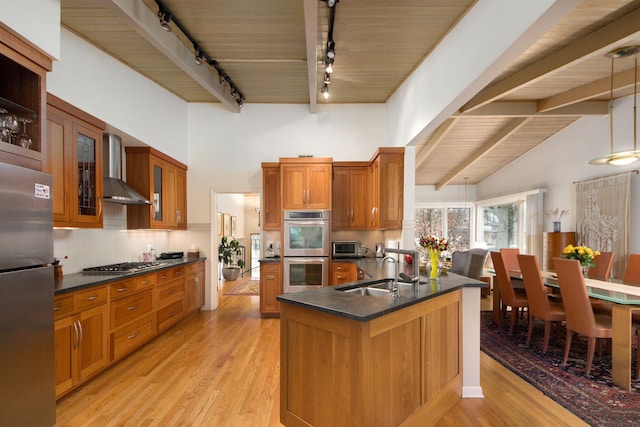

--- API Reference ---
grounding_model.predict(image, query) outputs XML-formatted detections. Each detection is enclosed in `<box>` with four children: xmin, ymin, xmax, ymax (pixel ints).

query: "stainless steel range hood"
<box><xmin>103</xmin><ymin>133</ymin><xmax>151</xmax><ymax>205</ymax></box>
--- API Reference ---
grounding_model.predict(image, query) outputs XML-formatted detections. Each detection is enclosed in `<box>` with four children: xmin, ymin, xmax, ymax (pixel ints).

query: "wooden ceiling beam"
<box><xmin>453</xmin><ymin>101</ymin><xmax>608</xmax><ymax>117</ymax></box>
<box><xmin>435</xmin><ymin>117</ymin><xmax>531</xmax><ymax>191</ymax></box>
<box><xmin>303</xmin><ymin>0</ymin><xmax>318</xmax><ymax>113</ymax></box>
<box><xmin>416</xmin><ymin>118</ymin><xmax>459</xmax><ymax>168</ymax></box>
<box><xmin>460</xmin><ymin>7</ymin><xmax>640</xmax><ymax>113</ymax></box>
<box><xmin>537</xmin><ymin>68</ymin><xmax>637</xmax><ymax>112</ymax></box>
<box><xmin>106</xmin><ymin>0</ymin><xmax>240</xmax><ymax>112</ymax></box>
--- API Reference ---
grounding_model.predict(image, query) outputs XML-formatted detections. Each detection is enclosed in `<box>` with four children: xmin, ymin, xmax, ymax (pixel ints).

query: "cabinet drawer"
<box><xmin>110</xmin><ymin>289</ymin><xmax>154</xmax><ymax>331</ymax></box>
<box><xmin>75</xmin><ymin>286</ymin><xmax>107</xmax><ymax>311</ymax></box>
<box><xmin>111</xmin><ymin>314</ymin><xmax>156</xmax><ymax>361</ymax></box>
<box><xmin>157</xmin><ymin>279</ymin><xmax>184</xmax><ymax>307</ymax></box>
<box><xmin>185</xmin><ymin>262</ymin><xmax>203</xmax><ymax>275</ymax></box>
<box><xmin>53</xmin><ymin>294</ymin><xmax>74</xmax><ymax>320</ymax></box>
<box><xmin>108</xmin><ymin>279</ymin><xmax>136</xmax><ymax>301</ymax></box>
<box><xmin>261</xmin><ymin>263</ymin><xmax>279</xmax><ymax>274</ymax></box>
<box><xmin>157</xmin><ymin>299</ymin><xmax>184</xmax><ymax>331</ymax></box>
<box><xmin>157</xmin><ymin>267</ymin><xmax>185</xmax><ymax>285</ymax></box>
<box><xmin>134</xmin><ymin>273</ymin><xmax>157</xmax><ymax>290</ymax></box>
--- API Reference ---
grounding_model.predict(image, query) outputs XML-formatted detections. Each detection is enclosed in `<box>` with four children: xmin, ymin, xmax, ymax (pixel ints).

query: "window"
<box><xmin>415</xmin><ymin>207</ymin><xmax>471</xmax><ymax>255</ymax></box>
<box><xmin>481</xmin><ymin>203</ymin><xmax>520</xmax><ymax>250</ymax></box>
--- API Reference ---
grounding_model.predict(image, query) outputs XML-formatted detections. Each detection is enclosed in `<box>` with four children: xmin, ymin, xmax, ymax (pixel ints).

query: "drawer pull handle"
<box><xmin>85</xmin><ymin>295</ymin><xmax>98</xmax><ymax>301</ymax></box>
<box><xmin>53</xmin><ymin>305</ymin><xmax>61</xmax><ymax>311</ymax></box>
<box><xmin>141</xmin><ymin>280</ymin><xmax>150</xmax><ymax>285</ymax></box>
<box><xmin>167</xmin><ymin>290</ymin><xmax>176</xmax><ymax>295</ymax></box>
<box><xmin>127</xmin><ymin>304</ymin><xmax>139</xmax><ymax>311</ymax></box>
<box><xmin>127</xmin><ymin>331</ymin><xmax>140</xmax><ymax>340</ymax></box>
<box><xmin>175</xmin><ymin>271</ymin><xmax>183</xmax><ymax>276</ymax></box>
<box><xmin>160</xmin><ymin>275</ymin><xmax>167</xmax><ymax>279</ymax></box>
<box><xmin>167</xmin><ymin>311</ymin><xmax>177</xmax><ymax>318</ymax></box>
<box><xmin>117</xmin><ymin>287</ymin><xmax>129</xmax><ymax>292</ymax></box>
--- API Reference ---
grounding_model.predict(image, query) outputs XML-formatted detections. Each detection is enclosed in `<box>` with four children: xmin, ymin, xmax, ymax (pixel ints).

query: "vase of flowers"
<box><xmin>561</xmin><ymin>244</ymin><xmax>600</xmax><ymax>277</ymax></box>
<box><xmin>545</xmin><ymin>208</ymin><xmax>569</xmax><ymax>232</ymax></box>
<box><xmin>418</xmin><ymin>235</ymin><xmax>449</xmax><ymax>280</ymax></box>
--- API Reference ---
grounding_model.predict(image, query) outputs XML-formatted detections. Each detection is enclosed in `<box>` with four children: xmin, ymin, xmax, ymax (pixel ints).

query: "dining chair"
<box><xmin>623</xmin><ymin>254</ymin><xmax>640</xmax><ymax>284</ymax></box>
<box><xmin>554</xmin><ymin>257</ymin><xmax>615</xmax><ymax>375</ymax></box>
<box><xmin>518</xmin><ymin>254</ymin><xmax>565</xmax><ymax>353</ymax></box>
<box><xmin>464</xmin><ymin>248</ymin><xmax>489</xmax><ymax>280</ymax></box>
<box><xmin>491</xmin><ymin>251</ymin><xmax>528</xmax><ymax>334</ymax></box>
<box><xmin>500</xmin><ymin>248</ymin><xmax>525</xmax><ymax>291</ymax></box>
<box><xmin>450</xmin><ymin>250</ymin><xmax>468</xmax><ymax>275</ymax></box>
<box><xmin>588</xmin><ymin>251</ymin><xmax>614</xmax><ymax>280</ymax></box>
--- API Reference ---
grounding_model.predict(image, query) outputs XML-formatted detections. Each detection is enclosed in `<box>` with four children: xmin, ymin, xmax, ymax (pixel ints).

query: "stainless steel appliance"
<box><xmin>283</xmin><ymin>257</ymin><xmax>329</xmax><ymax>293</ymax></box>
<box><xmin>283</xmin><ymin>209</ymin><xmax>330</xmax><ymax>292</ymax></box>
<box><xmin>375</xmin><ymin>242</ymin><xmax>385</xmax><ymax>258</ymax></box>
<box><xmin>82</xmin><ymin>261</ymin><xmax>166</xmax><ymax>274</ymax></box>
<box><xmin>332</xmin><ymin>241</ymin><xmax>362</xmax><ymax>258</ymax></box>
<box><xmin>0</xmin><ymin>162</ymin><xmax>55</xmax><ymax>426</ymax></box>
<box><xmin>283</xmin><ymin>209</ymin><xmax>330</xmax><ymax>257</ymax></box>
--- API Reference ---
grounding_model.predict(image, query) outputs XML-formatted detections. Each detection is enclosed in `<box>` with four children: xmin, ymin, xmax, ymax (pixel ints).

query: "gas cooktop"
<box><xmin>82</xmin><ymin>261</ymin><xmax>166</xmax><ymax>274</ymax></box>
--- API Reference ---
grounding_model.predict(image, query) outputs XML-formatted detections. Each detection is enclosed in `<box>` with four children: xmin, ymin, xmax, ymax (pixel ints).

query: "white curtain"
<box><xmin>526</xmin><ymin>192</ymin><xmax>544</xmax><ymax>263</ymax></box>
<box><xmin>575</xmin><ymin>172</ymin><xmax>631</xmax><ymax>279</ymax></box>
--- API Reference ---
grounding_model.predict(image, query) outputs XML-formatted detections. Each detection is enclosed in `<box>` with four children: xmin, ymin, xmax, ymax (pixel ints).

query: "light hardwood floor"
<box><xmin>55</xmin><ymin>282</ymin><xmax>587</xmax><ymax>427</ymax></box>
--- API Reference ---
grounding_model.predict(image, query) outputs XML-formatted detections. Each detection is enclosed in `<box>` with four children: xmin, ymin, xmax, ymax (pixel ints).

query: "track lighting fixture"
<box><xmin>589</xmin><ymin>46</ymin><xmax>640</xmax><ymax>166</ymax></box>
<box><xmin>325</xmin><ymin>0</ymin><xmax>339</xmax><ymax>8</ymax></box>
<box><xmin>155</xmin><ymin>0</ymin><xmax>244</xmax><ymax>109</ymax></box>
<box><xmin>321</xmin><ymin>84</ymin><xmax>330</xmax><ymax>100</ymax></box>
<box><xmin>325</xmin><ymin>58</ymin><xmax>334</xmax><ymax>74</ymax></box>
<box><xmin>194</xmin><ymin>48</ymin><xmax>204</xmax><ymax>65</ymax></box>
<box><xmin>158</xmin><ymin>8</ymin><xmax>172</xmax><ymax>31</ymax></box>
<box><xmin>323</xmin><ymin>73</ymin><xmax>331</xmax><ymax>85</ymax></box>
<box><xmin>326</xmin><ymin>40</ymin><xmax>335</xmax><ymax>59</ymax></box>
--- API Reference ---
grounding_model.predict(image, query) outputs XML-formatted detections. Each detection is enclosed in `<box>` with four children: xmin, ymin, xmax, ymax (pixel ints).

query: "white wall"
<box><xmin>0</xmin><ymin>0</ymin><xmax>61</xmax><ymax>59</ymax></box>
<box><xmin>477</xmin><ymin>96</ymin><xmax>640</xmax><ymax>253</ymax></box>
<box><xmin>187</xmin><ymin>103</ymin><xmax>386</xmax><ymax>224</ymax></box>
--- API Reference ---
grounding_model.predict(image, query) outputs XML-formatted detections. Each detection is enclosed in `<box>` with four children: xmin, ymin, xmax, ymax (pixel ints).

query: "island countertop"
<box><xmin>277</xmin><ymin>264</ymin><xmax>486</xmax><ymax>322</ymax></box>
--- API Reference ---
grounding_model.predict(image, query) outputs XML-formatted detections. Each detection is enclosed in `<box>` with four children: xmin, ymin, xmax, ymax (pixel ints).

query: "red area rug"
<box><xmin>480</xmin><ymin>311</ymin><xmax>640</xmax><ymax>426</ymax></box>
<box><xmin>223</xmin><ymin>277</ymin><xmax>260</xmax><ymax>295</ymax></box>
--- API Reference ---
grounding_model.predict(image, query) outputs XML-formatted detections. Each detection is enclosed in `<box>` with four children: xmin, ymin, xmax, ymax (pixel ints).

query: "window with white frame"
<box><xmin>415</xmin><ymin>206</ymin><xmax>471</xmax><ymax>257</ymax></box>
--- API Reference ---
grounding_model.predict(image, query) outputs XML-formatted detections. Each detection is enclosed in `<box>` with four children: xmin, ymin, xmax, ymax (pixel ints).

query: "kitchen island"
<box><xmin>277</xmin><ymin>271</ymin><xmax>485</xmax><ymax>427</ymax></box>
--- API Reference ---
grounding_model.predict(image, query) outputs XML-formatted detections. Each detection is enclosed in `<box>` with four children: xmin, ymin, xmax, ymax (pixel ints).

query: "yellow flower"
<box><xmin>563</xmin><ymin>245</ymin><xmax>574</xmax><ymax>254</ymax></box>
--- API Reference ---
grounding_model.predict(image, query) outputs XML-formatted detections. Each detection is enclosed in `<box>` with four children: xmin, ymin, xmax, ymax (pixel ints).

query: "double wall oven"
<box><xmin>282</xmin><ymin>209</ymin><xmax>330</xmax><ymax>293</ymax></box>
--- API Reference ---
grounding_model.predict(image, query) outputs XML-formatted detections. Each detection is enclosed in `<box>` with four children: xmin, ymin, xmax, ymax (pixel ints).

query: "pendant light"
<box><xmin>589</xmin><ymin>46</ymin><xmax>640</xmax><ymax>166</ymax></box>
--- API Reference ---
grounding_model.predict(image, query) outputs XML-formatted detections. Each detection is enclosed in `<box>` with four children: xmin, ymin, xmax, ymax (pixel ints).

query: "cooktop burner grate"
<box><xmin>83</xmin><ymin>261</ymin><xmax>166</xmax><ymax>274</ymax></box>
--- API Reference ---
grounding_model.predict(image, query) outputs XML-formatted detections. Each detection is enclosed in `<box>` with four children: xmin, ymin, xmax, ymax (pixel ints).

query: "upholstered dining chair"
<box><xmin>500</xmin><ymin>248</ymin><xmax>525</xmax><ymax>291</ymax></box>
<box><xmin>623</xmin><ymin>254</ymin><xmax>640</xmax><ymax>284</ymax></box>
<box><xmin>554</xmin><ymin>257</ymin><xmax>617</xmax><ymax>375</ymax></box>
<box><xmin>464</xmin><ymin>248</ymin><xmax>489</xmax><ymax>280</ymax></box>
<box><xmin>588</xmin><ymin>251</ymin><xmax>614</xmax><ymax>280</ymax></box>
<box><xmin>491</xmin><ymin>251</ymin><xmax>528</xmax><ymax>334</ymax></box>
<box><xmin>518</xmin><ymin>254</ymin><xmax>565</xmax><ymax>353</ymax></box>
<box><xmin>450</xmin><ymin>251</ymin><xmax>468</xmax><ymax>275</ymax></box>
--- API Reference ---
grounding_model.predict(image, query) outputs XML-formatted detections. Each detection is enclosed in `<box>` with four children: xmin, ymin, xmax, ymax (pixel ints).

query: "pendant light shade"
<box><xmin>589</xmin><ymin>46</ymin><xmax>640</xmax><ymax>166</ymax></box>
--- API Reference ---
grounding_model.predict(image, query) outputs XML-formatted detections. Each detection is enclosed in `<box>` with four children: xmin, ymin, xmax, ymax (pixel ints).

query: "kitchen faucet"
<box><xmin>383</xmin><ymin>248</ymin><xmax>421</xmax><ymax>294</ymax></box>
<box><xmin>380</xmin><ymin>255</ymin><xmax>399</xmax><ymax>298</ymax></box>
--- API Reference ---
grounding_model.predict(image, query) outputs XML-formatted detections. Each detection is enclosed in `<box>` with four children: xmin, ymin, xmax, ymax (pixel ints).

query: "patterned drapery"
<box><xmin>575</xmin><ymin>172</ymin><xmax>631</xmax><ymax>279</ymax></box>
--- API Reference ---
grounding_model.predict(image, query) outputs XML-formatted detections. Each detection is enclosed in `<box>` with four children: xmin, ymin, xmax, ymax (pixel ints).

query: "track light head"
<box><xmin>325</xmin><ymin>0</ymin><xmax>338</xmax><ymax>8</ymax></box>
<box><xmin>219</xmin><ymin>74</ymin><xmax>229</xmax><ymax>87</ymax></box>
<box><xmin>324</xmin><ymin>58</ymin><xmax>334</xmax><ymax>74</ymax></box>
<box><xmin>230</xmin><ymin>86</ymin><xmax>238</xmax><ymax>98</ymax></box>
<box><xmin>158</xmin><ymin>8</ymin><xmax>172</xmax><ymax>31</ymax></box>
<box><xmin>236</xmin><ymin>97</ymin><xmax>244</xmax><ymax>108</ymax></box>
<box><xmin>323</xmin><ymin>73</ymin><xmax>331</xmax><ymax>84</ymax></box>
<box><xmin>326</xmin><ymin>40</ymin><xmax>335</xmax><ymax>59</ymax></box>
<box><xmin>195</xmin><ymin>48</ymin><xmax>204</xmax><ymax>65</ymax></box>
<box><xmin>320</xmin><ymin>84</ymin><xmax>330</xmax><ymax>100</ymax></box>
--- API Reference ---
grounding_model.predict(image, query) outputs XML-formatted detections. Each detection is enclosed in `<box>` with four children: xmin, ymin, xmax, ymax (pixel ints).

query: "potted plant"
<box><xmin>218</xmin><ymin>236</ymin><xmax>245</xmax><ymax>281</ymax></box>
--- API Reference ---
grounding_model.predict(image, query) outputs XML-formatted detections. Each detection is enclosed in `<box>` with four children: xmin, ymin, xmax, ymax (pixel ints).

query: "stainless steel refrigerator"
<box><xmin>0</xmin><ymin>162</ymin><xmax>55</xmax><ymax>426</ymax></box>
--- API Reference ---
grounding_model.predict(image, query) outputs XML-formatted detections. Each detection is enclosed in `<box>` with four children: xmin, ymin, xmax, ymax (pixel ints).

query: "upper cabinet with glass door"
<box><xmin>0</xmin><ymin>26</ymin><xmax>53</xmax><ymax>171</ymax></box>
<box><xmin>45</xmin><ymin>94</ymin><xmax>105</xmax><ymax>228</ymax></box>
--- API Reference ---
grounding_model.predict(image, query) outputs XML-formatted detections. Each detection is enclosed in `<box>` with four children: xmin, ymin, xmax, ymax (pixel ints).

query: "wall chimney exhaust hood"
<box><xmin>103</xmin><ymin>133</ymin><xmax>151</xmax><ymax>205</ymax></box>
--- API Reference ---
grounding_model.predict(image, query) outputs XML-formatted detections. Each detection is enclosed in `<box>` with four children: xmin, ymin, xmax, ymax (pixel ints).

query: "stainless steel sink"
<box><xmin>342</xmin><ymin>286</ymin><xmax>391</xmax><ymax>297</ymax></box>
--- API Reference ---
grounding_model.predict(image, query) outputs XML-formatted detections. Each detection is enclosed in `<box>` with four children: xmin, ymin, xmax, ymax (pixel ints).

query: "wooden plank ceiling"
<box><xmin>60</xmin><ymin>0</ymin><xmax>640</xmax><ymax>187</ymax></box>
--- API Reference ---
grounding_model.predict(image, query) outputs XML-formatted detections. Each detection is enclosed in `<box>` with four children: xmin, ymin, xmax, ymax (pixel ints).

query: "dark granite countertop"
<box><xmin>259</xmin><ymin>257</ymin><xmax>281</xmax><ymax>263</ymax></box>
<box><xmin>54</xmin><ymin>257</ymin><xmax>207</xmax><ymax>295</ymax></box>
<box><xmin>277</xmin><ymin>257</ymin><xmax>486</xmax><ymax>322</ymax></box>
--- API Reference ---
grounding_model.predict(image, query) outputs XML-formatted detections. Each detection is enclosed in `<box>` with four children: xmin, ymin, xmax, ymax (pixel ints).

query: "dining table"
<box><xmin>541</xmin><ymin>271</ymin><xmax>640</xmax><ymax>391</ymax></box>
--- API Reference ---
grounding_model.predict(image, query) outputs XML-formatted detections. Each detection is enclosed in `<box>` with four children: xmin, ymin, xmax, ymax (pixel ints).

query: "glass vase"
<box><xmin>581</xmin><ymin>264</ymin><xmax>589</xmax><ymax>278</ymax></box>
<box><xmin>428</xmin><ymin>249</ymin><xmax>441</xmax><ymax>280</ymax></box>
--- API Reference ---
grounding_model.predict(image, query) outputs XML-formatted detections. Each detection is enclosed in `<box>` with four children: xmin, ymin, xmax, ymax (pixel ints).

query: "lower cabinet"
<box><xmin>54</xmin><ymin>260</ymin><xmax>205</xmax><ymax>399</ymax></box>
<box><xmin>331</xmin><ymin>261</ymin><xmax>357</xmax><ymax>285</ymax></box>
<box><xmin>54</xmin><ymin>287</ymin><xmax>109</xmax><ymax>399</ymax></box>
<box><xmin>260</xmin><ymin>262</ymin><xmax>282</xmax><ymax>317</ymax></box>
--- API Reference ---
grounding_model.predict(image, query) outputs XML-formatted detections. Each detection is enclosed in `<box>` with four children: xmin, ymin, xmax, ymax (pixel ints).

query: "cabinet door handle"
<box><xmin>127</xmin><ymin>304</ymin><xmax>139</xmax><ymax>311</ymax></box>
<box><xmin>127</xmin><ymin>331</ymin><xmax>140</xmax><ymax>340</ymax></box>
<box><xmin>77</xmin><ymin>320</ymin><xmax>84</xmax><ymax>347</ymax></box>
<box><xmin>176</xmin><ymin>210</ymin><xmax>180</xmax><ymax>223</ymax></box>
<box><xmin>72</xmin><ymin>321</ymin><xmax>79</xmax><ymax>350</ymax></box>
<box><xmin>98</xmin><ymin>198</ymin><xmax>103</xmax><ymax>218</ymax></box>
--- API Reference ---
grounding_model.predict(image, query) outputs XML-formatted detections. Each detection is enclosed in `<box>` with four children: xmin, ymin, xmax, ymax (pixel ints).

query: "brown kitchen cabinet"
<box><xmin>0</xmin><ymin>25</ymin><xmax>52</xmax><ymax>171</ymax></box>
<box><xmin>260</xmin><ymin>261</ymin><xmax>282</xmax><ymax>317</ymax></box>
<box><xmin>331</xmin><ymin>261</ymin><xmax>358</xmax><ymax>285</ymax></box>
<box><xmin>261</xmin><ymin>162</ymin><xmax>281</xmax><ymax>230</ymax></box>
<box><xmin>125</xmin><ymin>147</ymin><xmax>188</xmax><ymax>230</ymax></box>
<box><xmin>368</xmin><ymin>147</ymin><xmax>404</xmax><ymax>230</ymax></box>
<box><xmin>543</xmin><ymin>231</ymin><xmax>576</xmax><ymax>271</ymax></box>
<box><xmin>156</xmin><ymin>266</ymin><xmax>186</xmax><ymax>332</ymax></box>
<box><xmin>185</xmin><ymin>261</ymin><xmax>205</xmax><ymax>313</ymax></box>
<box><xmin>54</xmin><ymin>286</ymin><xmax>109</xmax><ymax>399</ymax></box>
<box><xmin>332</xmin><ymin>163</ymin><xmax>368</xmax><ymax>230</ymax></box>
<box><xmin>280</xmin><ymin>157</ymin><xmax>332</xmax><ymax>210</ymax></box>
<box><xmin>45</xmin><ymin>94</ymin><xmax>105</xmax><ymax>228</ymax></box>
